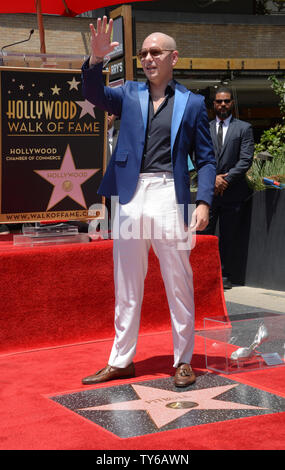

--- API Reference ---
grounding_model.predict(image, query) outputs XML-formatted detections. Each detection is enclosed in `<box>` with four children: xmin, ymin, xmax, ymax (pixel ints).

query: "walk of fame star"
<box><xmin>34</xmin><ymin>145</ymin><xmax>99</xmax><ymax>210</ymax></box>
<box><xmin>50</xmin><ymin>375</ymin><xmax>285</xmax><ymax>438</ymax></box>
<box><xmin>77</xmin><ymin>383</ymin><xmax>266</xmax><ymax>429</ymax></box>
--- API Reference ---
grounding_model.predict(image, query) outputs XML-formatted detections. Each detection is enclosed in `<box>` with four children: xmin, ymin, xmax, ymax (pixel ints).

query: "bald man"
<box><xmin>81</xmin><ymin>18</ymin><xmax>216</xmax><ymax>387</ymax></box>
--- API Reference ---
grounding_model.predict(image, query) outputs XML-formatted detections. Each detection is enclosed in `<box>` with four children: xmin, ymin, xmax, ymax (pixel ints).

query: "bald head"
<box><xmin>142</xmin><ymin>32</ymin><xmax>177</xmax><ymax>51</ymax></box>
<box><xmin>140</xmin><ymin>32</ymin><xmax>178</xmax><ymax>88</ymax></box>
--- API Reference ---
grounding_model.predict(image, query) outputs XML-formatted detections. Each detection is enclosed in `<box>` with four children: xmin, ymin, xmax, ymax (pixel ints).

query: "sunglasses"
<box><xmin>214</xmin><ymin>99</ymin><xmax>232</xmax><ymax>104</ymax></box>
<box><xmin>137</xmin><ymin>47</ymin><xmax>174</xmax><ymax>60</ymax></box>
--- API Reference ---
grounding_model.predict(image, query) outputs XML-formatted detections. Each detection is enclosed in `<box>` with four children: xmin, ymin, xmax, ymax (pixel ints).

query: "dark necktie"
<box><xmin>217</xmin><ymin>120</ymin><xmax>224</xmax><ymax>153</ymax></box>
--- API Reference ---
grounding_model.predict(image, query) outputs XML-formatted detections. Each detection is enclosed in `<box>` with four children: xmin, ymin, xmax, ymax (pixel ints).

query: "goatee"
<box><xmin>217</xmin><ymin>109</ymin><xmax>231</xmax><ymax>120</ymax></box>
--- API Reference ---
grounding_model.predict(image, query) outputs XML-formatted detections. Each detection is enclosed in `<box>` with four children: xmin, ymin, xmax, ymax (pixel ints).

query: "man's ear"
<box><xmin>172</xmin><ymin>50</ymin><xmax>179</xmax><ymax>68</ymax></box>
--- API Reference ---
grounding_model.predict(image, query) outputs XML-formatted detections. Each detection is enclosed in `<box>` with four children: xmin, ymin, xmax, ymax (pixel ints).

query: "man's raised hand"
<box><xmin>89</xmin><ymin>16</ymin><xmax>119</xmax><ymax>66</ymax></box>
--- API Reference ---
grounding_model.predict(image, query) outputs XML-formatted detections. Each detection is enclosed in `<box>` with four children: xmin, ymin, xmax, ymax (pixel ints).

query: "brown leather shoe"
<box><xmin>174</xmin><ymin>363</ymin><xmax>196</xmax><ymax>387</ymax></box>
<box><xmin>82</xmin><ymin>362</ymin><xmax>135</xmax><ymax>385</ymax></box>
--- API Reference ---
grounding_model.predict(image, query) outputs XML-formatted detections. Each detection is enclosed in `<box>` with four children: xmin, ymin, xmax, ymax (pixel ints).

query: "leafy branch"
<box><xmin>247</xmin><ymin>75</ymin><xmax>285</xmax><ymax>189</ymax></box>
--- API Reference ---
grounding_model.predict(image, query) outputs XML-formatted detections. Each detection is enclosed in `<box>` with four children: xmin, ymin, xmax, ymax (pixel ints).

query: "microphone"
<box><xmin>1</xmin><ymin>29</ymin><xmax>34</xmax><ymax>53</ymax></box>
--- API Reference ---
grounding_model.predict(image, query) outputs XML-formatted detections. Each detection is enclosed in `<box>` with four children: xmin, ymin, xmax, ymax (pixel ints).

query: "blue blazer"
<box><xmin>81</xmin><ymin>60</ymin><xmax>216</xmax><ymax>223</ymax></box>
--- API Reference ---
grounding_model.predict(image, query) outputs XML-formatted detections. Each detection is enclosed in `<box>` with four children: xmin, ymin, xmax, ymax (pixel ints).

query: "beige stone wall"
<box><xmin>0</xmin><ymin>14</ymin><xmax>91</xmax><ymax>56</ymax></box>
<box><xmin>0</xmin><ymin>13</ymin><xmax>284</xmax><ymax>60</ymax></box>
<box><xmin>135</xmin><ymin>22</ymin><xmax>285</xmax><ymax>58</ymax></box>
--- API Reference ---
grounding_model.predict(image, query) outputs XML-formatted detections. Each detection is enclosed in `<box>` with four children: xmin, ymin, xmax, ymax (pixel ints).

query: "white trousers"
<box><xmin>108</xmin><ymin>172</ymin><xmax>195</xmax><ymax>369</ymax></box>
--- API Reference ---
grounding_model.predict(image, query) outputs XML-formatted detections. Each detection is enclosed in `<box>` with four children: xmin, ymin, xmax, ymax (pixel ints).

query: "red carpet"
<box><xmin>0</xmin><ymin>235</ymin><xmax>228</xmax><ymax>354</ymax></box>
<box><xmin>1</xmin><ymin>234</ymin><xmax>284</xmax><ymax>450</ymax></box>
<box><xmin>1</xmin><ymin>333</ymin><xmax>284</xmax><ymax>450</ymax></box>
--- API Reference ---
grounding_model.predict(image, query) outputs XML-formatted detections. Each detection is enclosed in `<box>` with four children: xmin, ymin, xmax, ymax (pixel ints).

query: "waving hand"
<box><xmin>89</xmin><ymin>16</ymin><xmax>119</xmax><ymax>66</ymax></box>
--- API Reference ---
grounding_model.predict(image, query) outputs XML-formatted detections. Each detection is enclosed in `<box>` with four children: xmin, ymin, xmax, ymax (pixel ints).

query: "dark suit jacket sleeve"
<box><xmin>225</xmin><ymin>124</ymin><xmax>254</xmax><ymax>185</ymax></box>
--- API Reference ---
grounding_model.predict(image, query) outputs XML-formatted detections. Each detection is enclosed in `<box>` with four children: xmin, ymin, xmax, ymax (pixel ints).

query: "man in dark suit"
<box><xmin>81</xmin><ymin>17</ymin><xmax>216</xmax><ymax>387</ymax></box>
<box><xmin>204</xmin><ymin>87</ymin><xmax>254</xmax><ymax>289</ymax></box>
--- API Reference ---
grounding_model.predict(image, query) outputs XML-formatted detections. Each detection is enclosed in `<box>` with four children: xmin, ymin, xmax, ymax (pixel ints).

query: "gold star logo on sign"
<box><xmin>51</xmin><ymin>84</ymin><xmax>61</xmax><ymax>95</ymax></box>
<box><xmin>67</xmin><ymin>77</ymin><xmax>80</xmax><ymax>91</ymax></box>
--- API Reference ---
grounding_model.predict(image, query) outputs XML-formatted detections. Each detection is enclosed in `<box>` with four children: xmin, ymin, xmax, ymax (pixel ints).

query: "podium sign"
<box><xmin>0</xmin><ymin>68</ymin><xmax>106</xmax><ymax>223</ymax></box>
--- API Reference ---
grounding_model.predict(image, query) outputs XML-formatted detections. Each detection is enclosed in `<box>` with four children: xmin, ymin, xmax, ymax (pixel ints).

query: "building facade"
<box><xmin>0</xmin><ymin>1</ymin><xmax>284</xmax><ymax>139</ymax></box>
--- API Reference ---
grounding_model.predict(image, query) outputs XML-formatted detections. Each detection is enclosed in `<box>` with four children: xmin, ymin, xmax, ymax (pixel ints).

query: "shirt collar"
<box><xmin>216</xmin><ymin>114</ymin><xmax>232</xmax><ymax>125</ymax></box>
<box><xmin>146</xmin><ymin>79</ymin><xmax>176</xmax><ymax>95</ymax></box>
<box><xmin>166</xmin><ymin>79</ymin><xmax>176</xmax><ymax>94</ymax></box>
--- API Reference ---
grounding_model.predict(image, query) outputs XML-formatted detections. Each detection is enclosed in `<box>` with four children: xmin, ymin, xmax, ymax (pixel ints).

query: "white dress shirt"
<box><xmin>216</xmin><ymin>115</ymin><xmax>232</xmax><ymax>145</ymax></box>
